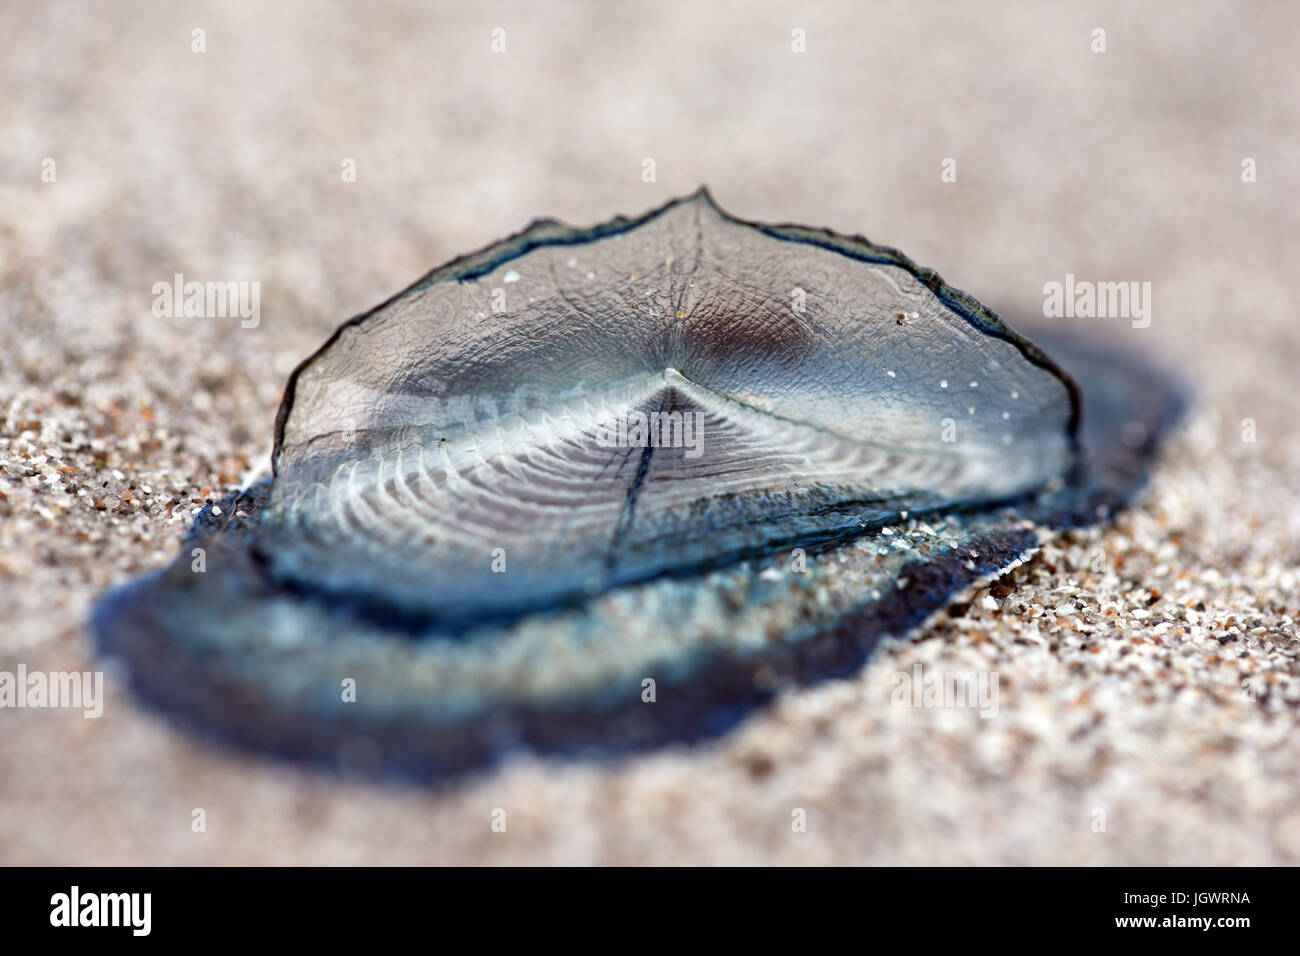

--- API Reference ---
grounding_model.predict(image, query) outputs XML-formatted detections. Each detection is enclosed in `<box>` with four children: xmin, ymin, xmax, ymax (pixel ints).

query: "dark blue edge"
<box><xmin>92</xmin><ymin>520</ymin><xmax>1040</xmax><ymax>784</ymax></box>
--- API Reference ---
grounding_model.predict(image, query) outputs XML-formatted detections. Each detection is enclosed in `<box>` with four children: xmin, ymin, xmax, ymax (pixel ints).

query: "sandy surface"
<box><xmin>2</xmin><ymin>0</ymin><xmax>1298</xmax><ymax>864</ymax></box>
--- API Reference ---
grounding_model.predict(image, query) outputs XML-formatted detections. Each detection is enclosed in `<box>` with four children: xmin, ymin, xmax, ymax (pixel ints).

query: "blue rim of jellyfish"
<box><xmin>271</xmin><ymin>187</ymin><xmax>1082</xmax><ymax>473</ymax></box>
<box><xmin>93</xmin><ymin>501</ymin><xmax>1044</xmax><ymax>781</ymax></box>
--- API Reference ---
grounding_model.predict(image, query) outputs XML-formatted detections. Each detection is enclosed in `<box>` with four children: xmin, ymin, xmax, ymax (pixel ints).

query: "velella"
<box><xmin>93</xmin><ymin>189</ymin><xmax>1181</xmax><ymax>778</ymax></box>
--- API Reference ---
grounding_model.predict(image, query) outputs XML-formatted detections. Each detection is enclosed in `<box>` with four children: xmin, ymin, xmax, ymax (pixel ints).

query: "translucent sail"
<box><xmin>265</xmin><ymin>190</ymin><xmax>1079</xmax><ymax>620</ymax></box>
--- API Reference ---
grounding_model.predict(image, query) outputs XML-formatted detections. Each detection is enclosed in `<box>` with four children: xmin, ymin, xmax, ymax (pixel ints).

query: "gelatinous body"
<box><xmin>94</xmin><ymin>190</ymin><xmax>1180</xmax><ymax>778</ymax></box>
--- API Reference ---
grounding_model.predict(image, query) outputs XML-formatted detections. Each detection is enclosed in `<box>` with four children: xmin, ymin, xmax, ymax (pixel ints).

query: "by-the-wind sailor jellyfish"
<box><xmin>94</xmin><ymin>189</ymin><xmax>1182</xmax><ymax>779</ymax></box>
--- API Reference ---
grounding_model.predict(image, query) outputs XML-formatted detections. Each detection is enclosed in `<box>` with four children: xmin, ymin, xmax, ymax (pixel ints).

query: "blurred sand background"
<box><xmin>2</xmin><ymin>0</ymin><xmax>1298</xmax><ymax>864</ymax></box>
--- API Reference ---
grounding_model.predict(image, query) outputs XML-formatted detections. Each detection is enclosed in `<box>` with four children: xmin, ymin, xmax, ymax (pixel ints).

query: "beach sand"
<box><xmin>2</xmin><ymin>0</ymin><xmax>1298</xmax><ymax>864</ymax></box>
